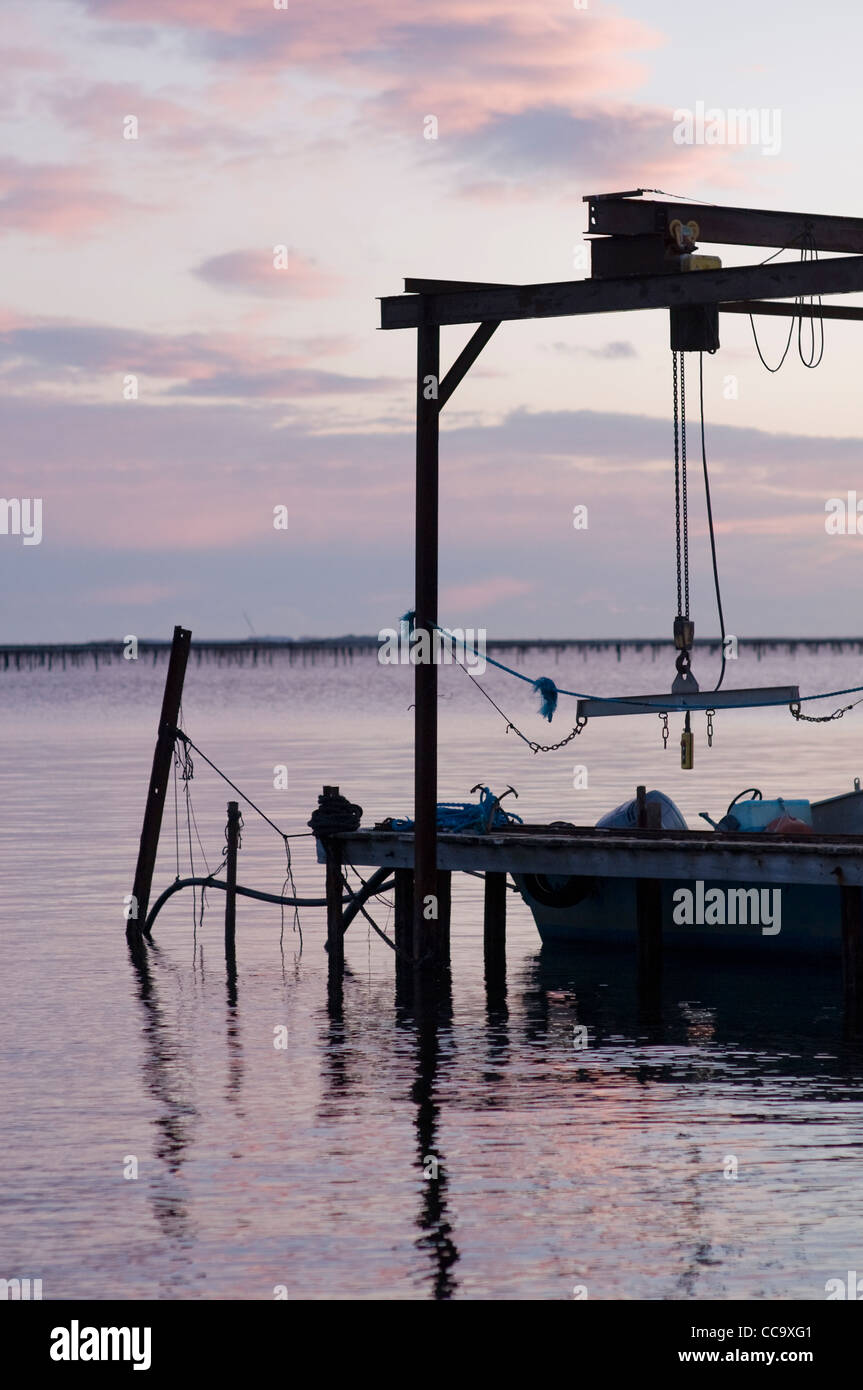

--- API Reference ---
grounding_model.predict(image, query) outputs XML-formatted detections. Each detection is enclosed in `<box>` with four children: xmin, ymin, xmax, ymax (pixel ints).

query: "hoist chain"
<box><xmin>672</xmin><ymin>352</ymin><xmax>691</xmax><ymax>621</ymax></box>
<box><xmin>680</xmin><ymin>353</ymin><xmax>690</xmax><ymax>618</ymax></box>
<box><xmin>673</xmin><ymin>354</ymin><xmax>682</xmax><ymax>617</ymax></box>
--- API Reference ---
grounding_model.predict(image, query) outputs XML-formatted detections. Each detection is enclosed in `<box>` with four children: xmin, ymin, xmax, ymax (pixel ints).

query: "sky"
<box><xmin>2</xmin><ymin>0</ymin><xmax>863</xmax><ymax>642</ymax></box>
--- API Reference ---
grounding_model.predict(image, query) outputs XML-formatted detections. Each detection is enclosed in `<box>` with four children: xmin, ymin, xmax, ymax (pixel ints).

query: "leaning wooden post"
<box><xmin>636</xmin><ymin>785</ymin><xmax>663</xmax><ymax>983</ymax></box>
<box><xmin>224</xmin><ymin>801</ymin><xmax>240</xmax><ymax>971</ymax></box>
<box><xmin>484</xmin><ymin>872</ymin><xmax>507</xmax><ymax>989</ymax></box>
<box><xmin>414</xmin><ymin>318</ymin><xmax>442</xmax><ymax>971</ymax></box>
<box><xmin>129</xmin><ymin>625</ymin><xmax>192</xmax><ymax>945</ymax></box>
<box><xmin>840</xmin><ymin>883</ymin><xmax>863</xmax><ymax>1032</ymax></box>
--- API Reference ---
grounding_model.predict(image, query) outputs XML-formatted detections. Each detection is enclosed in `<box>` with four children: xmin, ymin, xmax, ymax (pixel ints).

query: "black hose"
<box><xmin>144</xmin><ymin>869</ymin><xmax>393</xmax><ymax>938</ymax></box>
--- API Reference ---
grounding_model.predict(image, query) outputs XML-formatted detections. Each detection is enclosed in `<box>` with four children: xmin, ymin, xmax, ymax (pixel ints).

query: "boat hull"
<box><xmin>513</xmin><ymin>873</ymin><xmax>842</xmax><ymax>956</ymax></box>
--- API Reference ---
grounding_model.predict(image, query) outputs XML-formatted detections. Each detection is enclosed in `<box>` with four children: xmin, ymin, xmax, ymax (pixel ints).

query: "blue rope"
<box><xmin>388</xmin><ymin>785</ymin><xmax>523</xmax><ymax>834</ymax></box>
<box><xmin>401</xmin><ymin>615</ymin><xmax>863</xmax><ymax>719</ymax></box>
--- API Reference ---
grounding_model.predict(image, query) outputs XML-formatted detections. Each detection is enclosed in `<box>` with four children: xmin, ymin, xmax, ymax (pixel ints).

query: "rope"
<box><xmin>168</xmin><ymin>727</ymin><xmax>312</xmax><ymax>842</ymax></box>
<box><xmin>428</xmin><ymin>620</ymin><xmax>863</xmax><ymax>714</ymax></box>
<box><xmin>386</xmin><ymin>785</ymin><xmax>523</xmax><ymax>833</ymax></box>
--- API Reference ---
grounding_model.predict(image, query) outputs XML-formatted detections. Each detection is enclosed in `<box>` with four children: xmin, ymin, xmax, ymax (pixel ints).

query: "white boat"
<box><xmin>513</xmin><ymin>785</ymin><xmax>863</xmax><ymax>957</ymax></box>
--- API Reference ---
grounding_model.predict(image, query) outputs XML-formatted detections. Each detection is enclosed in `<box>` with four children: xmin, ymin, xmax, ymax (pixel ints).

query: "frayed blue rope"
<box><xmin>532</xmin><ymin>676</ymin><xmax>558</xmax><ymax>722</ymax></box>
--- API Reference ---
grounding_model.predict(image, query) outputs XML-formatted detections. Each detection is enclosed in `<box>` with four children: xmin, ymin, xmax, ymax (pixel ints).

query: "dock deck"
<box><xmin>332</xmin><ymin>823</ymin><xmax>863</xmax><ymax>888</ymax></box>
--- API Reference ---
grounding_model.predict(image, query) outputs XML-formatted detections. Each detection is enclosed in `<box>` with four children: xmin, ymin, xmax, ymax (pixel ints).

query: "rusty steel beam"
<box><xmin>721</xmin><ymin>300</ymin><xmax>863</xmax><ymax>321</ymax></box>
<box><xmin>585</xmin><ymin>195</ymin><xmax>863</xmax><ymax>255</ymax></box>
<box><xmin>380</xmin><ymin>255</ymin><xmax>863</xmax><ymax>329</ymax></box>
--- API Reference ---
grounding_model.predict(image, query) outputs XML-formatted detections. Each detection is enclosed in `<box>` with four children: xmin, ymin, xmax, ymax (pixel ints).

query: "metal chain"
<box><xmin>680</xmin><ymin>352</ymin><xmax>690</xmax><ymax>617</ymax></box>
<box><xmin>789</xmin><ymin>699</ymin><xmax>860</xmax><ymax>724</ymax></box>
<box><xmin>672</xmin><ymin>353</ymin><xmax>682</xmax><ymax>616</ymax></box>
<box><xmin>508</xmin><ymin>715</ymin><xmax>588</xmax><ymax>754</ymax></box>
<box><xmin>706</xmin><ymin>708</ymin><xmax>715</xmax><ymax>746</ymax></box>
<box><xmin>659</xmin><ymin>712</ymin><xmax>669</xmax><ymax>748</ymax></box>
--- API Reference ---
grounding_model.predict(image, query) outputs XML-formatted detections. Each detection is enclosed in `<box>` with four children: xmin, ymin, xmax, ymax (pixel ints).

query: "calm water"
<box><xmin>3</xmin><ymin>644</ymin><xmax>863</xmax><ymax>1300</ymax></box>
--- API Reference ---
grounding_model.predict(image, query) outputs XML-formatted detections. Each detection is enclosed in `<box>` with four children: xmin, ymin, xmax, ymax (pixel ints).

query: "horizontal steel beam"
<box><xmin>404</xmin><ymin>277</ymin><xmax>513</xmax><ymax>293</ymax></box>
<box><xmin>576</xmin><ymin>685</ymin><xmax>799</xmax><ymax>719</ymax></box>
<box><xmin>380</xmin><ymin>255</ymin><xmax>863</xmax><ymax>329</ymax></box>
<box><xmin>585</xmin><ymin>196</ymin><xmax>863</xmax><ymax>255</ymax></box>
<box><xmin>721</xmin><ymin>299</ymin><xmax>863</xmax><ymax>321</ymax></box>
<box><xmin>334</xmin><ymin>827</ymin><xmax>863</xmax><ymax>887</ymax></box>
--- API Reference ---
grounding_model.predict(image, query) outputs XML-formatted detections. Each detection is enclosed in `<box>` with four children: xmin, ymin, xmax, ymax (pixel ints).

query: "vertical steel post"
<box><xmin>414</xmin><ymin>319</ymin><xmax>441</xmax><ymax>968</ymax></box>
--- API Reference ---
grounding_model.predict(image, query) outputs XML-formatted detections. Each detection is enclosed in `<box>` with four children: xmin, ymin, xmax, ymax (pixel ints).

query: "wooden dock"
<box><xmin>332</xmin><ymin>822</ymin><xmax>863</xmax><ymax>888</ymax></box>
<box><xmin>318</xmin><ymin>816</ymin><xmax>863</xmax><ymax>1022</ymax></box>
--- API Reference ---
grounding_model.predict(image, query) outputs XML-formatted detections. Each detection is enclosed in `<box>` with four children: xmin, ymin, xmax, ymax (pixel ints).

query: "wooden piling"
<box><xmin>224</xmin><ymin>801</ymin><xmax>240</xmax><ymax>971</ymax></box>
<box><xmin>436</xmin><ymin>870</ymin><xmax>452</xmax><ymax>964</ymax></box>
<box><xmin>841</xmin><ymin>883</ymin><xmax>863</xmax><ymax>1030</ymax></box>
<box><xmin>130</xmin><ymin>625</ymin><xmax>192</xmax><ymax>945</ymax></box>
<box><xmin>326</xmin><ymin>839</ymin><xmax>344</xmax><ymax>979</ymax></box>
<box><xmin>483</xmin><ymin>872</ymin><xmax>507</xmax><ymax>990</ymax></box>
<box><xmin>394</xmin><ymin>868</ymin><xmax>414</xmax><ymax>997</ymax></box>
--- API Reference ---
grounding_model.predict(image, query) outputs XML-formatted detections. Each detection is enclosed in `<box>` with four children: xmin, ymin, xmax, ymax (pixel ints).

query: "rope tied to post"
<box><xmin>308</xmin><ymin>786</ymin><xmax>364</xmax><ymax>836</ymax></box>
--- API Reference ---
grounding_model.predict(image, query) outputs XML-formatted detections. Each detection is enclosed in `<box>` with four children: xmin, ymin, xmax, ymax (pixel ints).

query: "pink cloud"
<box><xmin>193</xmin><ymin>249</ymin><xmax>343</xmax><ymax>298</ymax></box>
<box><xmin>0</xmin><ymin>157</ymin><xmax>138</xmax><ymax>237</ymax></box>
<box><xmin>0</xmin><ymin>315</ymin><xmax>386</xmax><ymax>399</ymax></box>
<box><xmin>82</xmin><ymin>2</ymin><xmax>663</xmax><ymax>134</ymax></box>
<box><xmin>46</xmin><ymin>81</ymin><xmax>260</xmax><ymax>156</ymax></box>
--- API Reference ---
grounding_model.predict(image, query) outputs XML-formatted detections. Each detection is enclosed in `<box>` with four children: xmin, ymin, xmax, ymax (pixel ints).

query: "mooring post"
<box><xmin>394</xmin><ymin>868</ymin><xmax>414</xmax><ymax>998</ymax></box>
<box><xmin>437</xmin><ymin>870</ymin><xmax>452</xmax><ymax>964</ymax></box>
<box><xmin>484</xmin><ymin>872</ymin><xmax>507</xmax><ymax>989</ymax></box>
<box><xmin>414</xmin><ymin>318</ymin><xmax>442</xmax><ymax>972</ymax></box>
<box><xmin>309</xmin><ymin>785</ymin><xmax>363</xmax><ymax>989</ymax></box>
<box><xmin>224</xmin><ymin>800</ymin><xmax>240</xmax><ymax>971</ymax></box>
<box><xmin>636</xmin><ymin>785</ymin><xmax>663</xmax><ymax>984</ymax></box>
<box><xmin>129</xmin><ymin>624</ymin><xmax>192</xmax><ymax>945</ymax></box>
<box><xmin>326</xmin><ymin>843</ymin><xmax>344</xmax><ymax>978</ymax></box>
<box><xmin>840</xmin><ymin>884</ymin><xmax>863</xmax><ymax>1032</ymax></box>
<box><xmin>320</xmin><ymin>788</ymin><xmax>346</xmax><ymax>980</ymax></box>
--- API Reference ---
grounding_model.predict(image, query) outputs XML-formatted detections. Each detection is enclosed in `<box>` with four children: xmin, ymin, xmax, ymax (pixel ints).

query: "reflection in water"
<box><xmin>410</xmin><ymin>989</ymin><xmax>459</xmax><ymax>1300</ymax></box>
<box><xmin>128</xmin><ymin>942</ymin><xmax>198</xmax><ymax>1270</ymax></box>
